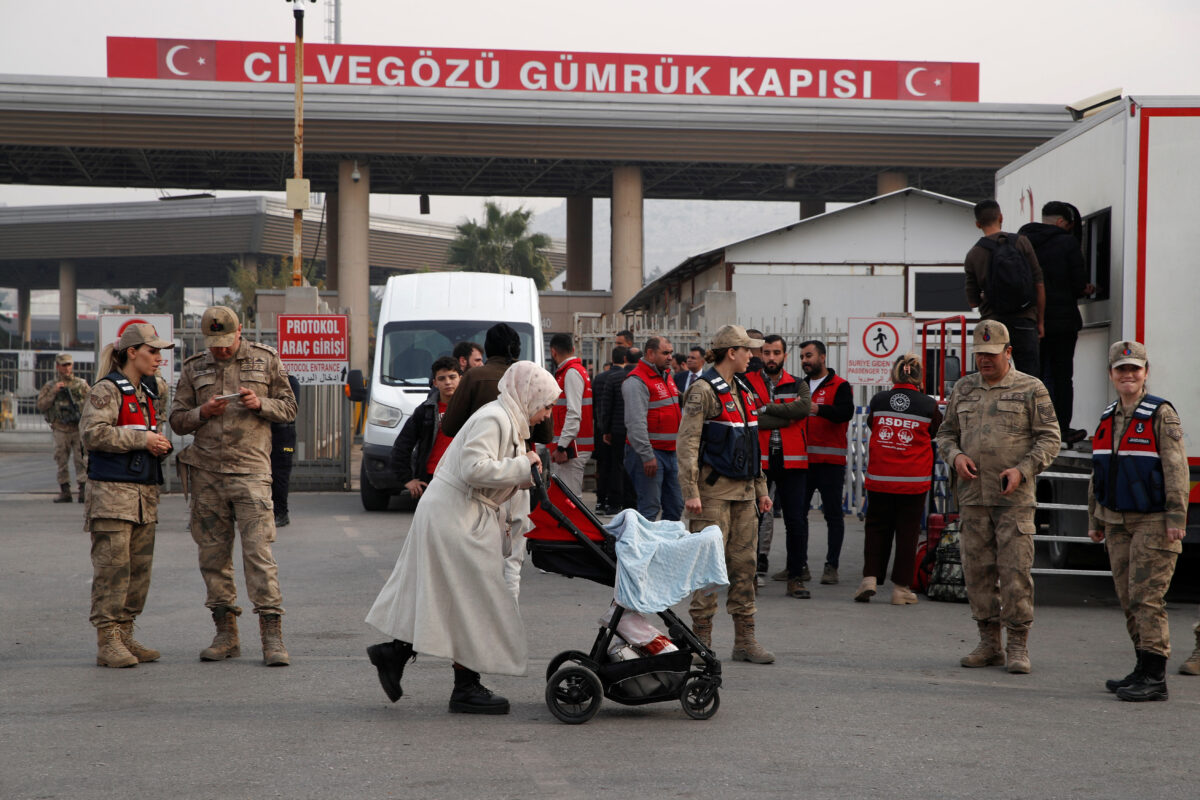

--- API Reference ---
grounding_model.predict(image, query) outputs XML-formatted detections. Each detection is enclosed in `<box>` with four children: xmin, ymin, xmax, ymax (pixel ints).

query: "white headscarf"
<box><xmin>497</xmin><ymin>360</ymin><xmax>560</xmax><ymax>441</ymax></box>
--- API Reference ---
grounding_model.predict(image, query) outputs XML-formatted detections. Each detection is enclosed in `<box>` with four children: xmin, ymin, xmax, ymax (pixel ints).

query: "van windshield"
<box><xmin>378</xmin><ymin>320</ymin><xmax>536</xmax><ymax>387</ymax></box>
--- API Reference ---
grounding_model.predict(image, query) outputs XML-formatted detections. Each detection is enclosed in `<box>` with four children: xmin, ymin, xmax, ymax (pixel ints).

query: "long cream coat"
<box><xmin>366</xmin><ymin>399</ymin><xmax>532</xmax><ymax>675</ymax></box>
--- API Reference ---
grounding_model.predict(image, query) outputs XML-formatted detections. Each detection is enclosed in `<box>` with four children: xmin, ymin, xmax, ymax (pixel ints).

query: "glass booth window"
<box><xmin>1082</xmin><ymin>208</ymin><xmax>1112</xmax><ymax>302</ymax></box>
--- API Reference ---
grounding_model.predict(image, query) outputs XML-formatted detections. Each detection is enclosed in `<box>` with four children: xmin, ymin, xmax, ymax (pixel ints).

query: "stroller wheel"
<box><xmin>679</xmin><ymin>672</ymin><xmax>721</xmax><ymax>720</ymax></box>
<box><xmin>545</xmin><ymin>650</ymin><xmax>593</xmax><ymax>682</ymax></box>
<box><xmin>546</xmin><ymin>665</ymin><xmax>603</xmax><ymax>724</ymax></box>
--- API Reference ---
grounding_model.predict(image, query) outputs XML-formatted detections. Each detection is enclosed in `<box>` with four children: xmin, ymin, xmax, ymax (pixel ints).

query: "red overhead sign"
<box><xmin>107</xmin><ymin>37</ymin><xmax>978</xmax><ymax>102</ymax></box>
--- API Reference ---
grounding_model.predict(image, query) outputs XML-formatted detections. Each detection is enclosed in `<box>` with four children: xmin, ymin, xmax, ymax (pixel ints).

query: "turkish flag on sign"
<box><xmin>156</xmin><ymin>40</ymin><xmax>217</xmax><ymax>80</ymax></box>
<box><xmin>897</xmin><ymin>62</ymin><xmax>953</xmax><ymax>101</ymax></box>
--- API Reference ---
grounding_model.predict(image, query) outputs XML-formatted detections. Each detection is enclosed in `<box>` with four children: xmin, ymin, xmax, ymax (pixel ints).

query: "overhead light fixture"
<box><xmin>419</xmin><ymin>194</ymin><xmax>430</xmax><ymax>215</ymax></box>
<box><xmin>1065</xmin><ymin>88</ymin><xmax>1122</xmax><ymax>122</ymax></box>
<box><xmin>350</xmin><ymin>160</ymin><xmax>361</xmax><ymax>183</ymax></box>
<box><xmin>784</xmin><ymin>167</ymin><xmax>797</xmax><ymax>189</ymax></box>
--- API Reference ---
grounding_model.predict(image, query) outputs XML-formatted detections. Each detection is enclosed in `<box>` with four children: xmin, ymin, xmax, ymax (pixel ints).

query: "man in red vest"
<box><xmin>744</xmin><ymin>335</ymin><xmax>813</xmax><ymax>598</ymax></box>
<box><xmin>798</xmin><ymin>339</ymin><xmax>855</xmax><ymax>586</ymax></box>
<box><xmin>622</xmin><ymin>336</ymin><xmax>684</xmax><ymax>521</ymax></box>
<box><xmin>549</xmin><ymin>333</ymin><xmax>593</xmax><ymax>498</ymax></box>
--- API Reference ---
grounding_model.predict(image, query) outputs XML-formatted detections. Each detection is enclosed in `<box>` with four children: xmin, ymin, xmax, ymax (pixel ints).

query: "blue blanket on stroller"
<box><xmin>603</xmin><ymin>509</ymin><xmax>729</xmax><ymax>613</ymax></box>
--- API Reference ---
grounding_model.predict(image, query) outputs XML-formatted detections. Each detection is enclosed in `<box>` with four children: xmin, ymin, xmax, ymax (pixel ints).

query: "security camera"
<box><xmin>351</xmin><ymin>161</ymin><xmax>361</xmax><ymax>183</ymax></box>
<box><xmin>1065</xmin><ymin>89</ymin><xmax>1122</xmax><ymax>122</ymax></box>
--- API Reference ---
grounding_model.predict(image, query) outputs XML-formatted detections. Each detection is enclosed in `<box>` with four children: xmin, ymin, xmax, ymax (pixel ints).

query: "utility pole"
<box><xmin>287</xmin><ymin>0</ymin><xmax>316</xmax><ymax>287</ymax></box>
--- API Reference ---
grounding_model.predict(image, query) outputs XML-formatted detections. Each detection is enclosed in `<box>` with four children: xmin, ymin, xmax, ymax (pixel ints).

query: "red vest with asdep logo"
<box><xmin>627</xmin><ymin>360</ymin><xmax>681</xmax><ymax>451</ymax></box>
<box><xmin>552</xmin><ymin>357</ymin><xmax>593</xmax><ymax>456</ymax></box>
<box><xmin>865</xmin><ymin>384</ymin><xmax>937</xmax><ymax>494</ymax></box>
<box><xmin>807</xmin><ymin>371</ymin><xmax>850</xmax><ymax>465</ymax></box>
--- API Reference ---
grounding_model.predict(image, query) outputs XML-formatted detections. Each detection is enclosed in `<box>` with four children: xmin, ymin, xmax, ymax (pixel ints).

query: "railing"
<box><xmin>919</xmin><ymin>315</ymin><xmax>967</xmax><ymax>402</ymax></box>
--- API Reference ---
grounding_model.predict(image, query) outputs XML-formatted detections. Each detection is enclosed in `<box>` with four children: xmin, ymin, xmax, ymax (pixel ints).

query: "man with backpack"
<box><xmin>963</xmin><ymin>200</ymin><xmax>1045</xmax><ymax>376</ymax></box>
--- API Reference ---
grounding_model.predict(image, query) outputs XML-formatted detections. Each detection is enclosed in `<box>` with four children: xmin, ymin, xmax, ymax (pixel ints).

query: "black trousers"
<box><xmin>1039</xmin><ymin>330</ymin><xmax>1077</xmax><ymax>431</ymax></box>
<box><xmin>995</xmin><ymin>316</ymin><xmax>1039</xmax><ymax>377</ymax></box>
<box><xmin>863</xmin><ymin>490</ymin><xmax>926</xmax><ymax>586</ymax></box>
<box><xmin>799</xmin><ymin>462</ymin><xmax>847</xmax><ymax>569</ymax></box>
<box><xmin>592</xmin><ymin>438</ymin><xmax>611</xmax><ymax>506</ymax></box>
<box><xmin>608</xmin><ymin>437</ymin><xmax>638</xmax><ymax>509</ymax></box>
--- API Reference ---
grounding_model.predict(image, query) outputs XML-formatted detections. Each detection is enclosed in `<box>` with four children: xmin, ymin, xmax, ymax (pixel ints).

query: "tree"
<box><xmin>221</xmin><ymin>256</ymin><xmax>322</xmax><ymax>326</ymax></box>
<box><xmin>447</xmin><ymin>201</ymin><xmax>553</xmax><ymax>289</ymax></box>
<box><xmin>111</xmin><ymin>283</ymin><xmax>185</xmax><ymax>320</ymax></box>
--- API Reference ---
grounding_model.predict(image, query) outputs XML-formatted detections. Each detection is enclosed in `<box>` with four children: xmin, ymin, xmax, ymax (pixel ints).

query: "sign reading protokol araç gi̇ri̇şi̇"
<box><xmin>277</xmin><ymin>314</ymin><xmax>348</xmax><ymax>386</ymax></box>
<box><xmin>846</xmin><ymin>317</ymin><xmax>915</xmax><ymax>386</ymax></box>
<box><xmin>106</xmin><ymin>38</ymin><xmax>979</xmax><ymax>102</ymax></box>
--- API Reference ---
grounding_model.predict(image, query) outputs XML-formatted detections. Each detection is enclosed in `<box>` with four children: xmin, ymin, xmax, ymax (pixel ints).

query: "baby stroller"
<box><xmin>526</xmin><ymin>468</ymin><xmax>722</xmax><ymax>724</ymax></box>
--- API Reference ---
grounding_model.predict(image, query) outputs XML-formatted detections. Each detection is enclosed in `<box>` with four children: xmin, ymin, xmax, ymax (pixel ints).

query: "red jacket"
<box><xmin>807</xmin><ymin>371</ymin><xmax>851</xmax><ymax>465</ymax></box>
<box><xmin>553</xmin><ymin>357</ymin><xmax>593</xmax><ymax>456</ymax></box>
<box><xmin>744</xmin><ymin>369</ymin><xmax>808</xmax><ymax>470</ymax></box>
<box><xmin>627</xmin><ymin>360</ymin><xmax>682</xmax><ymax>452</ymax></box>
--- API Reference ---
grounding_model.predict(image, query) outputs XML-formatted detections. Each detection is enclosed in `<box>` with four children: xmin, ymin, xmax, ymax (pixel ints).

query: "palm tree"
<box><xmin>447</xmin><ymin>201</ymin><xmax>553</xmax><ymax>289</ymax></box>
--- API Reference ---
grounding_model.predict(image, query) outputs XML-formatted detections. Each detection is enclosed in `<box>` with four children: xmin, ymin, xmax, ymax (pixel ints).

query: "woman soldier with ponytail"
<box><xmin>80</xmin><ymin>324</ymin><xmax>174</xmax><ymax>668</ymax></box>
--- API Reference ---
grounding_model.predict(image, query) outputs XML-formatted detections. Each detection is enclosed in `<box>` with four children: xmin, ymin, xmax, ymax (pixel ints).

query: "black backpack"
<box><xmin>977</xmin><ymin>233</ymin><xmax>1035</xmax><ymax>315</ymax></box>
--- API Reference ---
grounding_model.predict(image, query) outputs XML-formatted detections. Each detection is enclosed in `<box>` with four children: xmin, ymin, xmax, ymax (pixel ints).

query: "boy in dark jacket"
<box><xmin>390</xmin><ymin>356</ymin><xmax>460</xmax><ymax>500</ymax></box>
<box><xmin>1018</xmin><ymin>201</ymin><xmax>1093</xmax><ymax>446</ymax></box>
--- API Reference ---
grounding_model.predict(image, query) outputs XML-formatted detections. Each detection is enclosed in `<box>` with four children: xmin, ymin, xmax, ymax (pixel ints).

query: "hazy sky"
<box><xmin>1</xmin><ymin>0</ymin><xmax>1195</xmax><ymax>222</ymax></box>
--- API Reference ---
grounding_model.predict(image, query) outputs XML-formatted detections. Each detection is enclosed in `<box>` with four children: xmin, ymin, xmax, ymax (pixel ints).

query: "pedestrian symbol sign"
<box><xmin>846</xmin><ymin>317</ymin><xmax>915</xmax><ymax>385</ymax></box>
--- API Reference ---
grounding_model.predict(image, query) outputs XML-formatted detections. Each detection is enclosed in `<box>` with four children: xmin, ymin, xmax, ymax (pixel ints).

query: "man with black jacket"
<box><xmin>390</xmin><ymin>357</ymin><xmax>460</xmax><ymax>501</ymax></box>
<box><xmin>1018</xmin><ymin>201</ymin><xmax>1093</xmax><ymax>446</ymax></box>
<box><xmin>270</xmin><ymin>373</ymin><xmax>302</xmax><ymax>527</ymax></box>
<box><xmin>600</xmin><ymin>346</ymin><xmax>640</xmax><ymax>510</ymax></box>
<box><xmin>590</xmin><ymin>346</ymin><xmax>628</xmax><ymax>515</ymax></box>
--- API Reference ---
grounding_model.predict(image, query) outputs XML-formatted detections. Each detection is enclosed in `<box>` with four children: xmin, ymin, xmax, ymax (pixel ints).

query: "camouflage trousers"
<box><xmin>1105</xmin><ymin>519</ymin><xmax>1180</xmax><ymax>657</ymax></box>
<box><xmin>688</xmin><ymin>496</ymin><xmax>759</xmax><ymax>620</ymax></box>
<box><xmin>959</xmin><ymin>505</ymin><xmax>1036</xmax><ymax>631</ymax></box>
<box><xmin>188</xmin><ymin>469</ymin><xmax>284</xmax><ymax>615</ymax></box>
<box><xmin>89</xmin><ymin>519</ymin><xmax>155</xmax><ymax>627</ymax></box>
<box><xmin>52</xmin><ymin>426</ymin><xmax>86</xmax><ymax>486</ymax></box>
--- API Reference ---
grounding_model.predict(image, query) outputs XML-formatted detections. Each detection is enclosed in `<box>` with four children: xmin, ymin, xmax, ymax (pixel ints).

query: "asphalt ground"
<box><xmin>3</xmin><ymin>452</ymin><xmax>1200</xmax><ymax>799</ymax></box>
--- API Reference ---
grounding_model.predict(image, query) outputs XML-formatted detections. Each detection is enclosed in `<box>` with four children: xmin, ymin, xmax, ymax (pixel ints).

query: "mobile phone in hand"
<box><xmin>1000</xmin><ymin>474</ymin><xmax>1010</xmax><ymax>491</ymax></box>
<box><xmin>213</xmin><ymin>393</ymin><xmax>242</xmax><ymax>401</ymax></box>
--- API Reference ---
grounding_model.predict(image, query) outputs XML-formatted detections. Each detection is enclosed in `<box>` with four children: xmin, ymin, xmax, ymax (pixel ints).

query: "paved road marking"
<box><xmin>357</xmin><ymin>544</ymin><xmax>380</xmax><ymax>559</ymax></box>
<box><xmin>334</xmin><ymin>515</ymin><xmax>350</xmax><ymax>522</ymax></box>
<box><xmin>343</xmin><ymin>527</ymin><xmax>361</xmax><ymax>538</ymax></box>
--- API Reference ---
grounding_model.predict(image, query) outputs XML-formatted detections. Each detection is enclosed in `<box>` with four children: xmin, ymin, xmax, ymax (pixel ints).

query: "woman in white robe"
<box><xmin>365</xmin><ymin>361</ymin><xmax>559</xmax><ymax>715</ymax></box>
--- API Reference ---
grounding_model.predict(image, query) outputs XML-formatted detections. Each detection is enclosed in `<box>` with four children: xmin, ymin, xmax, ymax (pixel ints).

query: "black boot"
<box><xmin>1105</xmin><ymin>649</ymin><xmax>1145</xmax><ymax>693</ymax></box>
<box><xmin>77</xmin><ymin>483</ymin><xmax>86</xmax><ymax>504</ymax></box>
<box><xmin>53</xmin><ymin>483</ymin><xmax>72</xmax><ymax>503</ymax></box>
<box><xmin>449</xmin><ymin>664</ymin><xmax>510</xmax><ymax>715</ymax></box>
<box><xmin>366</xmin><ymin>640</ymin><xmax>416</xmax><ymax>703</ymax></box>
<box><xmin>1116</xmin><ymin>652</ymin><xmax>1169</xmax><ymax>702</ymax></box>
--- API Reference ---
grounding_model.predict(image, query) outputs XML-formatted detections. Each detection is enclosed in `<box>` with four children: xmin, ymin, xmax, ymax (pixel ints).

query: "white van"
<box><xmin>357</xmin><ymin>271</ymin><xmax>544</xmax><ymax>510</ymax></box>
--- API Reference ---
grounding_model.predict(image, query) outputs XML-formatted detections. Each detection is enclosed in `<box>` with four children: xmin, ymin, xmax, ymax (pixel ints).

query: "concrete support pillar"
<box><xmin>338</xmin><ymin>160</ymin><xmax>370</xmax><ymax>375</ymax></box>
<box><xmin>324</xmin><ymin>191</ymin><xmax>340</xmax><ymax>292</ymax></box>
<box><xmin>876</xmin><ymin>171</ymin><xmax>908</xmax><ymax>196</ymax></box>
<box><xmin>58</xmin><ymin>260</ymin><xmax>77</xmax><ymax>348</ymax></box>
<box><xmin>240</xmin><ymin>253</ymin><xmax>259</xmax><ymax>279</ymax></box>
<box><xmin>610</xmin><ymin>166</ymin><xmax>644</xmax><ymax>313</ymax></box>
<box><xmin>799</xmin><ymin>199</ymin><xmax>826</xmax><ymax>219</ymax></box>
<box><xmin>565</xmin><ymin>196</ymin><xmax>593</xmax><ymax>291</ymax></box>
<box><xmin>18</xmin><ymin>286</ymin><xmax>31</xmax><ymax>346</ymax></box>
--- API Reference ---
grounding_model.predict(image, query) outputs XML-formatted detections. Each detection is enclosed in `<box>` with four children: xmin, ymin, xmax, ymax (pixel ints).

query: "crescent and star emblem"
<box><xmin>166</xmin><ymin>45</ymin><xmax>190</xmax><ymax>76</ymax></box>
<box><xmin>904</xmin><ymin>66</ymin><xmax>927</xmax><ymax>97</ymax></box>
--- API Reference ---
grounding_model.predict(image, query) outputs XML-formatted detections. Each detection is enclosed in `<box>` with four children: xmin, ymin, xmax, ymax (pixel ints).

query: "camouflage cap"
<box><xmin>1109</xmin><ymin>340</ymin><xmax>1147</xmax><ymax>369</ymax></box>
<box><xmin>118</xmin><ymin>323</ymin><xmax>174</xmax><ymax>351</ymax></box>
<box><xmin>54</xmin><ymin>352</ymin><xmax>73</xmax><ymax>365</ymax></box>
<box><xmin>711</xmin><ymin>325</ymin><xmax>765</xmax><ymax>350</ymax></box>
<box><xmin>973</xmin><ymin>320</ymin><xmax>1010</xmax><ymax>355</ymax></box>
<box><xmin>201</xmin><ymin>305</ymin><xmax>240</xmax><ymax>347</ymax></box>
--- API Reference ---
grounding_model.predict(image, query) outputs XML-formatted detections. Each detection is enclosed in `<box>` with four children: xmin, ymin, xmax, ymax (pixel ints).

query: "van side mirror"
<box><xmin>346</xmin><ymin>369</ymin><xmax>368</xmax><ymax>403</ymax></box>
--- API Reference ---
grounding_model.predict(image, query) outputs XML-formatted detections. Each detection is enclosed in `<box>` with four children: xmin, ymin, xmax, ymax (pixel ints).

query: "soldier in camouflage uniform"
<box><xmin>678</xmin><ymin>325</ymin><xmax>775</xmax><ymax>665</ymax></box>
<box><xmin>169</xmin><ymin>306</ymin><xmax>297</xmax><ymax>667</ymax></box>
<box><xmin>1088</xmin><ymin>341</ymin><xmax>1188</xmax><ymax>702</ymax></box>
<box><xmin>81</xmin><ymin>324</ymin><xmax>175</xmax><ymax>667</ymax></box>
<box><xmin>36</xmin><ymin>352</ymin><xmax>90</xmax><ymax>503</ymax></box>
<box><xmin>935</xmin><ymin>320</ymin><xmax>1061</xmax><ymax>674</ymax></box>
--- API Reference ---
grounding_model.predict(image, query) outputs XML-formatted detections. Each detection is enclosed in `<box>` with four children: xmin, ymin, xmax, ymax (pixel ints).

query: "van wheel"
<box><xmin>360</xmin><ymin>463</ymin><xmax>391</xmax><ymax>511</ymax></box>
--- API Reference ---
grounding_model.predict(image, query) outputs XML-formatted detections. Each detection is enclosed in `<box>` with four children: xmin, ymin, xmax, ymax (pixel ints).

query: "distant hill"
<box><xmin>534</xmin><ymin>199</ymin><xmax>810</xmax><ymax>290</ymax></box>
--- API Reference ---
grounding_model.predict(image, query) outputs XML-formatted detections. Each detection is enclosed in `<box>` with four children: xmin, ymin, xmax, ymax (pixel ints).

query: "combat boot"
<box><xmin>199</xmin><ymin>605</ymin><xmax>241</xmax><ymax>661</ymax></box>
<box><xmin>690</xmin><ymin>616</ymin><xmax>713</xmax><ymax>666</ymax></box>
<box><xmin>118</xmin><ymin>621</ymin><xmax>160</xmax><ymax>663</ymax></box>
<box><xmin>1178</xmin><ymin>626</ymin><xmax>1200</xmax><ymax>675</ymax></box>
<box><xmin>1117</xmin><ymin>652</ymin><xmax>1168</xmax><ymax>702</ymax></box>
<box><xmin>53</xmin><ymin>483</ymin><xmax>72</xmax><ymax>503</ymax></box>
<box><xmin>786</xmin><ymin>577</ymin><xmax>811</xmax><ymax>599</ymax></box>
<box><xmin>1005</xmin><ymin>627</ymin><xmax>1031</xmax><ymax>674</ymax></box>
<box><xmin>731</xmin><ymin>615</ymin><xmax>775</xmax><ymax>664</ymax></box>
<box><xmin>77</xmin><ymin>482</ymin><xmax>86</xmax><ymax>504</ymax></box>
<box><xmin>960</xmin><ymin>621</ymin><xmax>1005</xmax><ymax>668</ymax></box>
<box><xmin>96</xmin><ymin>624</ymin><xmax>138</xmax><ymax>668</ymax></box>
<box><xmin>1106</xmin><ymin>649</ymin><xmax>1144</xmax><ymax>693</ymax></box>
<box><xmin>259</xmin><ymin>614</ymin><xmax>290</xmax><ymax>666</ymax></box>
<box><xmin>821</xmin><ymin>564</ymin><xmax>839</xmax><ymax>585</ymax></box>
<box><xmin>367</xmin><ymin>639</ymin><xmax>417</xmax><ymax>702</ymax></box>
<box><xmin>449</xmin><ymin>665</ymin><xmax>510</xmax><ymax>714</ymax></box>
